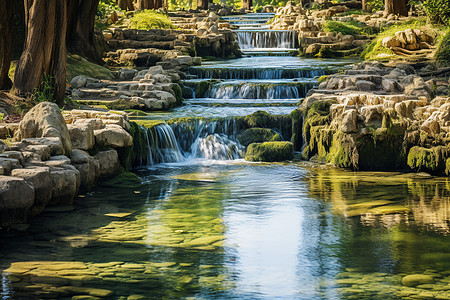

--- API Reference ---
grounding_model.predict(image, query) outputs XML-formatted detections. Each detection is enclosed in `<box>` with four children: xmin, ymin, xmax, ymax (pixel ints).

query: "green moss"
<box><xmin>67</xmin><ymin>54</ymin><xmax>114</xmax><ymax>82</ymax></box>
<box><xmin>290</xmin><ymin>109</ymin><xmax>303</xmax><ymax>151</ymax></box>
<box><xmin>101</xmin><ymin>168</ymin><xmax>142</xmax><ymax>188</ymax></box>
<box><xmin>446</xmin><ymin>158</ymin><xmax>450</xmax><ymax>175</ymax></box>
<box><xmin>245</xmin><ymin>141</ymin><xmax>294</xmax><ymax>162</ymax></box>
<box><xmin>171</xmin><ymin>83</ymin><xmax>183</xmax><ymax>106</ymax></box>
<box><xmin>435</xmin><ymin>29</ymin><xmax>450</xmax><ymax>66</ymax></box>
<box><xmin>125</xmin><ymin>109</ymin><xmax>149</xmax><ymax>116</ymax></box>
<box><xmin>116</xmin><ymin>121</ymin><xmax>152</xmax><ymax>170</ymax></box>
<box><xmin>128</xmin><ymin>10</ymin><xmax>174</xmax><ymax>30</ymax></box>
<box><xmin>322</xmin><ymin>20</ymin><xmax>366</xmax><ymax>36</ymax></box>
<box><xmin>8</xmin><ymin>61</ymin><xmax>16</xmax><ymax>81</ymax></box>
<box><xmin>131</xmin><ymin>119</ymin><xmax>166</xmax><ymax>128</ymax></box>
<box><xmin>237</xmin><ymin>128</ymin><xmax>282</xmax><ymax>147</ymax></box>
<box><xmin>407</xmin><ymin>145</ymin><xmax>450</xmax><ymax>174</ymax></box>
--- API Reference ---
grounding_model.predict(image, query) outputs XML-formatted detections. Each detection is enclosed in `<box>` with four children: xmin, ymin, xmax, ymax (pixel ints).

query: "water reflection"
<box><xmin>0</xmin><ymin>163</ymin><xmax>449</xmax><ymax>299</ymax></box>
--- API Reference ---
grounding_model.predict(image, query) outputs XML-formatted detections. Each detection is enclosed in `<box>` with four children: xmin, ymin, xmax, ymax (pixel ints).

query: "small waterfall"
<box><xmin>207</xmin><ymin>82</ymin><xmax>314</xmax><ymax>99</ymax></box>
<box><xmin>140</xmin><ymin>126</ymin><xmax>154</xmax><ymax>166</ymax></box>
<box><xmin>147</xmin><ymin>124</ymin><xmax>185</xmax><ymax>164</ymax></box>
<box><xmin>236</xmin><ymin>30</ymin><xmax>298</xmax><ymax>50</ymax></box>
<box><xmin>191</xmin><ymin>134</ymin><xmax>244</xmax><ymax>160</ymax></box>
<box><xmin>188</xmin><ymin>67</ymin><xmax>331</xmax><ymax>80</ymax></box>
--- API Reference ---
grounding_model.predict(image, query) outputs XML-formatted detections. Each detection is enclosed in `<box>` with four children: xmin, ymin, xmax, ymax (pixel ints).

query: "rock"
<box><xmin>118</xmin><ymin>68</ymin><xmax>138</xmax><ymax>80</ymax></box>
<box><xmin>71</xmin><ymin>149</ymin><xmax>100</xmax><ymax>193</ymax></box>
<box><xmin>11</xmin><ymin>167</ymin><xmax>52</xmax><ymax>216</ymax></box>
<box><xmin>356</xmin><ymin>80</ymin><xmax>376</xmax><ymax>91</ymax></box>
<box><xmin>23</xmin><ymin>144</ymin><xmax>51</xmax><ymax>161</ymax></box>
<box><xmin>340</xmin><ymin>109</ymin><xmax>358</xmax><ymax>133</ymax></box>
<box><xmin>0</xmin><ymin>157</ymin><xmax>22</xmax><ymax>174</ymax></box>
<box><xmin>94</xmin><ymin>124</ymin><xmax>133</xmax><ymax>148</ymax></box>
<box><xmin>68</xmin><ymin>123</ymin><xmax>95</xmax><ymax>151</ymax></box>
<box><xmin>94</xmin><ymin>150</ymin><xmax>120</xmax><ymax>179</ymax></box>
<box><xmin>17</xmin><ymin>102</ymin><xmax>72</xmax><ymax>156</ymax></box>
<box><xmin>70</xmin><ymin>75</ymin><xmax>88</xmax><ymax>89</ymax></box>
<box><xmin>237</xmin><ymin>128</ymin><xmax>282</xmax><ymax>147</ymax></box>
<box><xmin>19</xmin><ymin>137</ymin><xmax>63</xmax><ymax>156</ymax></box>
<box><xmin>382</xmin><ymin>78</ymin><xmax>400</xmax><ymax>92</ymax></box>
<box><xmin>0</xmin><ymin>151</ymin><xmax>24</xmax><ymax>165</ymax></box>
<box><xmin>421</xmin><ymin>119</ymin><xmax>440</xmax><ymax>135</ymax></box>
<box><xmin>245</xmin><ymin>141</ymin><xmax>294</xmax><ymax>162</ymax></box>
<box><xmin>382</xmin><ymin>36</ymin><xmax>401</xmax><ymax>48</ymax></box>
<box><xmin>49</xmin><ymin>165</ymin><xmax>80</xmax><ymax>206</ymax></box>
<box><xmin>0</xmin><ymin>176</ymin><xmax>35</xmax><ymax>227</ymax></box>
<box><xmin>402</xmin><ymin>274</ymin><xmax>434</xmax><ymax>287</ymax></box>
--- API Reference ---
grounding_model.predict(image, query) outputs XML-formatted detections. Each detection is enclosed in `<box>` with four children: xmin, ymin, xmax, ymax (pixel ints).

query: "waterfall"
<box><xmin>188</xmin><ymin>67</ymin><xmax>331</xmax><ymax>80</ymax></box>
<box><xmin>236</xmin><ymin>30</ymin><xmax>298</xmax><ymax>50</ymax></box>
<box><xmin>191</xmin><ymin>134</ymin><xmax>244</xmax><ymax>160</ymax></box>
<box><xmin>206</xmin><ymin>82</ymin><xmax>314</xmax><ymax>99</ymax></box>
<box><xmin>147</xmin><ymin>124</ymin><xmax>185</xmax><ymax>164</ymax></box>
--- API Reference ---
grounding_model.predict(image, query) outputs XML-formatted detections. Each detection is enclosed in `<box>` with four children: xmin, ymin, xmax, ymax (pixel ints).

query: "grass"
<box><xmin>435</xmin><ymin>29</ymin><xmax>450</xmax><ymax>66</ymax></box>
<box><xmin>360</xmin><ymin>18</ymin><xmax>447</xmax><ymax>61</ymax></box>
<box><xmin>322</xmin><ymin>20</ymin><xmax>366</xmax><ymax>36</ymax></box>
<box><xmin>128</xmin><ymin>10</ymin><xmax>174</xmax><ymax>30</ymax></box>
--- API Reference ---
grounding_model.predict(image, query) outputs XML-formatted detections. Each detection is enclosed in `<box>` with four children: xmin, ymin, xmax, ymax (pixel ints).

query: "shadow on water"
<box><xmin>0</xmin><ymin>163</ymin><xmax>449</xmax><ymax>299</ymax></box>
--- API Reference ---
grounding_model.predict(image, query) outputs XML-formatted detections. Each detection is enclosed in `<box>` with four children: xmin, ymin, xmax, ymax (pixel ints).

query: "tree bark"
<box><xmin>67</xmin><ymin>0</ymin><xmax>101</xmax><ymax>63</ymax></box>
<box><xmin>384</xmin><ymin>0</ymin><xmax>408</xmax><ymax>16</ymax></box>
<box><xmin>118</xmin><ymin>0</ymin><xmax>134</xmax><ymax>10</ymax></box>
<box><xmin>0</xmin><ymin>0</ymin><xmax>14</xmax><ymax>90</ymax></box>
<box><xmin>362</xmin><ymin>0</ymin><xmax>366</xmax><ymax>11</ymax></box>
<box><xmin>197</xmin><ymin>0</ymin><xmax>208</xmax><ymax>10</ymax></box>
<box><xmin>136</xmin><ymin>0</ymin><xmax>154</xmax><ymax>9</ymax></box>
<box><xmin>11</xmin><ymin>0</ymin><xmax>67</xmax><ymax>105</ymax></box>
<box><xmin>242</xmin><ymin>0</ymin><xmax>252</xmax><ymax>10</ymax></box>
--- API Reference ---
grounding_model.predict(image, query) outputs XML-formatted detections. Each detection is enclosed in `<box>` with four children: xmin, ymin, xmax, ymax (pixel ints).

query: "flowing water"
<box><xmin>1</xmin><ymin>16</ymin><xmax>450</xmax><ymax>300</ymax></box>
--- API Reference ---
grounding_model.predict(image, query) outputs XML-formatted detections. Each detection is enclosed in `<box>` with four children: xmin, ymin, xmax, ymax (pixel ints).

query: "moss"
<box><xmin>237</xmin><ymin>128</ymin><xmax>282</xmax><ymax>147</ymax></box>
<box><xmin>290</xmin><ymin>109</ymin><xmax>303</xmax><ymax>151</ymax></box>
<box><xmin>8</xmin><ymin>61</ymin><xmax>16</xmax><ymax>81</ymax></box>
<box><xmin>171</xmin><ymin>83</ymin><xmax>183</xmax><ymax>106</ymax></box>
<box><xmin>131</xmin><ymin>119</ymin><xmax>165</xmax><ymax>128</ymax></box>
<box><xmin>446</xmin><ymin>158</ymin><xmax>450</xmax><ymax>175</ymax></box>
<box><xmin>116</xmin><ymin>121</ymin><xmax>151</xmax><ymax>170</ymax></box>
<box><xmin>66</xmin><ymin>54</ymin><xmax>114</xmax><ymax>82</ymax></box>
<box><xmin>322</xmin><ymin>20</ymin><xmax>367</xmax><ymax>36</ymax></box>
<box><xmin>407</xmin><ymin>145</ymin><xmax>450</xmax><ymax>174</ymax></box>
<box><xmin>195</xmin><ymin>80</ymin><xmax>214</xmax><ymax>98</ymax></box>
<box><xmin>245</xmin><ymin>142</ymin><xmax>294</xmax><ymax>162</ymax></box>
<box><xmin>101</xmin><ymin>168</ymin><xmax>142</xmax><ymax>188</ymax></box>
<box><xmin>435</xmin><ymin>29</ymin><xmax>450</xmax><ymax>66</ymax></box>
<box><xmin>128</xmin><ymin>10</ymin><xmax>173</xmax><ymax>30</ymax></box>
<box><xmin>124</xmin><ymin>109</ymin><xmax>149</xmax><ymax>116</ymax></box>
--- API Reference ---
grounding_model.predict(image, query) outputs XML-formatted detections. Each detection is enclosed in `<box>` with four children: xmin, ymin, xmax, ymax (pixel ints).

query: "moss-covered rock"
<box><xmin>237</xmin><ymin>128</ymin><xmax>281</xmax><ymax>147</ymax></box>
<box><xmin>401</xmin><ymin>274</ymin><xmax>434</xmax><ymax>287</ymax></box>
<box><xmin>101</xmin><ymin>168</ymin><xmax>142</xmax><ymax>188</ymax></box>
<box><xmin>290</xmin><ymin>109</ymin><xmax>303</xmax><ymax>151</ymax></box>
<box><xmin>116</xmin><ymin>121</ymin><xmax>151</xmax><ymax>170</ymax></box>
<box><xmin>67</xmin><ymin>54</ymin><xmax>114</xmax><ymax>82</ymax></box>
<box><xmin>245</xmin><ymin>141</ymin><xmax>294</xmax><ymax>162</ymax></box>
<box><xmin>244</xmin><ymin>111</ymin><xmax>292</xmax><ymax>139</ymax></box>
<box><xmin>407</xmin><ymin>145</ymin><xmax>450</xmax><ymax>174</ymax></box>
<box><xmin>435</xmin><ymin>29</ymin><xmax>450</xmax><ymax>66</ymax></box>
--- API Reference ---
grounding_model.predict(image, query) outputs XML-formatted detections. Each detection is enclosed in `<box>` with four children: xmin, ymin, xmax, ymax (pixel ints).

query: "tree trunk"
<box><xmin>67</xmin><ymin>0</ymin><xmax>101</xmax><ymax>63</ymax></box>
<box><xmin>118</xmin><ymin>0</ymin><xmax>134</xmax><ymax>10</ymax></box>
<box><xmin>0</xmin><ymin>0</ymin><xmax>14</xmax><ymax>90</ymax></box>
<box><xmin>136</xmin><ymin>0</ymin><xmax>154</xmax><ymax>9</ymax></box>
<box><xmin>11</xmin><ymin>0</ymin><xmax>67</xmax><ymax>105</ymax></box>
<box><xmin>362</xmin><ymin>0</ymin><xmax>366</xmax><ymax>11</ymax></box>
<box><xmin>242</xmin><ymin>0</ymin><xmax>252</xmax><ymax>10</ymax></box>
<box><xmin>384</xmin><ymin>0</ymin><xmax>408</xmax><ymax>16</ymax></box>
<box><xmin>197</xmin><ymin>0</ymin><xmax>208</xmax><ymax>10</ymax></box>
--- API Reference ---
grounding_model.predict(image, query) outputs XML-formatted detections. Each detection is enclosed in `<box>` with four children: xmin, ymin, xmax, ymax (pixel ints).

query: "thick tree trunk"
<box><xmin>11</xmin><ymin>0</ymin><xmax>67</xmax><ymax>105</ymax></box>
<box><xmin>118</xmin><ymin>0</ymin><xmax>134</xmax><ymax>10</ymax></box>
<box><xmin>136</xmin><ymin>0</ymin><xmax>154</xmax><ymax>9</ymax></box>
<box><xmin>67</xmin><ymin>0</ymin><xmax>101</xmax><ymax>63</ymax></box>
<box><xmin>0</xmin><ymin>0</ymin><xmax>14</xmax><ymax>90</ymax></box>
<box><xmin>242</xmin><ymin>0</ymin><xmax>253</xmax><ymax>10</ymax></box>
<box><xmin>197</xmin><ymin>0</ymin><xmax>208</xmax><ymax>10</ymax></box>
<box><xmin>384</xmin><ymin>0</ymin><xmax>408</xmax><ymax>16</ymax></box>
<box><xmin>362</xmin><ymin>0</ymin><xmax>366</xmax><ymax>11</ymax></box>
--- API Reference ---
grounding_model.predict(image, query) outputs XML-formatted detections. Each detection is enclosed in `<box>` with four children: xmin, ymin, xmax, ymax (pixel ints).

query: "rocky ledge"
<box><xmin>299</xmin><ymin>61</ymin><xmax>450</xmax><ymax>175</ymax></box>
<box><xmin>0</xmin><ymin>102</ymin><xmax>139</xmax><ymax>229</ymax></box>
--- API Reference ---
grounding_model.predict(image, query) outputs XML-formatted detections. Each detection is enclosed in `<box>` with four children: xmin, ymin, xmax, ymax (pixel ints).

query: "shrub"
<box><xmin>32</xmin><ymin>74</ymin><xmax>54</xmax><ymax>103</ymax></box>
<box><xmin>422</xmin><ymin>0</ymin><xmax>450</xmax><ymax>26</ymax></box>
<box><xmin>435</xmin><ymin>30</ymin><xmax>450</xmax><ymax>66</ymax></box>
<box><xmin>129</xmin><ymin>10</ymin><xmax>174</xmax><ymax>30</ymax></box>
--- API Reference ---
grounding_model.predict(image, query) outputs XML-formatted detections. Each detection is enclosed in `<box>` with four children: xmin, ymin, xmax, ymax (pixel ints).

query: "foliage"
<box><xmin>322</xmin><ymin>20</ymin><xmax>374</xmax><ymax>36</ymax></box>
<box><xmin>435</xmin><ymin>30</ymin><xmax>450</xmax><ymax>66</ymax></box>
<box><xmin>421</xmin><ymin>0</ymin><xmax>450</xmax><ymax>26</ymax></box>
<box><xmin>32</xmin><ymin>74</ymin><xmax>54</xmax><ymax>103</ymax></box>
<box><xmin>129</xmin><ymin>10</ymin><xmax>174</xmax><ymax>30</ymax></box>
<box><xmin>96</xmin><ymin>1</ymin><xmax>122</xmax><ymax>30</ymax></box>
<box><xmin>366</xmin><ymin>0</ymin><xmax>384</xmax><ymax>12</ymax></box>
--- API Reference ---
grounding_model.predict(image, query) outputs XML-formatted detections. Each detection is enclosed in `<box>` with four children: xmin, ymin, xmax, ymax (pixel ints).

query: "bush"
<box><xmin>435</xmin><ymin>30</ymin><xmax>450</xmax><ymax>66</ymax></box>
<box><xmin>129</xmin><ymin>10</ymin><xmax>174</xmax><ymax>30</ymax></box>
<box><xmin>422</xmin><ymin>0</ymin><xmax>450</xmax><ymax>26</ymax></box>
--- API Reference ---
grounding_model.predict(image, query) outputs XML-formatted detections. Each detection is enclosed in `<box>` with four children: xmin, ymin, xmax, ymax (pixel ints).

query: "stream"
<box><xmin>1</xmin><ymin>14</ymin><xmax>450</xmax><ymax>300</ymax></box>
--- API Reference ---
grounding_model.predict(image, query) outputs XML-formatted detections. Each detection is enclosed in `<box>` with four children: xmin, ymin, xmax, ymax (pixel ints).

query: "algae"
<box><xmin>245</xmin><ymin>141</ymin><xmax>294</xmax><ymax>162</ymax></box>
<box><xmin>237</xmin><ymin>128</ymin><xmax>282</xmax><ymax>147</ymax></box>
<box><xmin>407</xmin><ymin>145</ymin><xmax>450</xmax><ymax>174</ymax></box>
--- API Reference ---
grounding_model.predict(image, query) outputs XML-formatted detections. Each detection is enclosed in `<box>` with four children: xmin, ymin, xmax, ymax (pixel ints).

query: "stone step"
<box><xmin>107</xmin><ymin>39</ymin><xmax>175</xmax><ymax>51</ymax></box>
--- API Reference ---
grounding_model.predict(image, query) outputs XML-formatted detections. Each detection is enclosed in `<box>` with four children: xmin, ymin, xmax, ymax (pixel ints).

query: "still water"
<box><xmin>1</xmin><ymin>162</ymin><xmax>449</xmax><ymax>299</ymax></box>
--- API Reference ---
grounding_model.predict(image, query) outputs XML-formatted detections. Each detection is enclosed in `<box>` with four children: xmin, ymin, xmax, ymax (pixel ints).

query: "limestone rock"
<box><xmin>19</xmin><ymin>137</ymin><xmax>63</xmax><ymax>156</ymax></box>
<box><xmin>356</xmin><ymin>80</ymin><xmax>376</xmax><ymax>91</ymax></box>
<box><xmin>94</xmin><ymin>124</ymin><xmax>133</xmax><ymax>148</ymax></box>
<box><xmin>402</xmin><ymin>274</ymin><xmax>434</xmax><ymax>287</ymax></box>
<box><xmin>340</xmin><ymin>109</ymin><xmax>358</xmax><ymax>133</ymax></box>
<box><xmin>95</xmin><ymin>149</ymin><xmax>120</xmax><ymax>179</ymax></box>
<box><xmin>0</xmin><ymin>176</ymin><xmax>35</xmax><ymax>227</ymax></box>
<box><xmin>11</xmin><ymin>167</ymin><xmax>52</xmax><ymax>216</ymax></box>
<box><xmin>49</xmin><ymin>165</ymin><xmax>80</xmax><ymax>206</ymax></box>
<box><xmin>71</xmin><ymin>149</ymin><xmax>100</xmax><ymax>192</ymax></box>
<box><xmin>17</xmin><ymin>102</ymin><xmax>72</xmax><ymax>156</ymax></box>
<box><xmin>68</xmin><ymin>123</ymin><xmax>95</xmax><ymax>151</ymax></box>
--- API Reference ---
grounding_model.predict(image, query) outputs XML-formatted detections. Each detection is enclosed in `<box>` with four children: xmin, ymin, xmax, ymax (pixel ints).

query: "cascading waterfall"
<box><xmin>236</xmin><ymin>30</ymin><xmax>298</xmax><ymax>50</ymax></box>
<box><xmin>206</xmin><ymin>82</ymin><xmax>314</xmax><ymax>99</ymax></box>
<box><xmin>191</xmin><ymin>134</ymin><xmax>244</xmax><ymax>160</ymax></box>
<box><xmin>147</xmin><ymin>124</ymin><xmax>185</xmax><ymax>164</ymax></box>
<box><xmin>188</xmin><ymin>67</ymin><xmax>331</xmax><ymax>80</ymax></box>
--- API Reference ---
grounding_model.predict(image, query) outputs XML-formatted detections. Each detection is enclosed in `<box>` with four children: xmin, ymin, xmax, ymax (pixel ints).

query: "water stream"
<box><xmin>1</xmin><ymin>14</ymin><xmax>449</xmax><ymax>300</ymax></box>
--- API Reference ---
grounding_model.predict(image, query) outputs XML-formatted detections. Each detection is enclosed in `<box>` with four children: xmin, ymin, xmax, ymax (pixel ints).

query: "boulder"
<box><xmin>49</xmin><ymin>165</ymin><xmax>80</xmax><ymax>206</ymax></box>
<box><xmin>94</xmin><ymin>124</ymin><xmax>133</xmax><ymax>148</ymax></box>
<box><xmin>245</xmin><ymin>141</ymin><xmax>293</xmax><ymax>162</ymax></box>
<box><xmin>67</xmin><ymin>123</ymin><xmax>95</xmax><ymax>151</ymax></box>
<box><xmin>0</xmin><ymin>157</ymin><xmax>22</xmax><ymax>174</ymax></box>
<box><xmin>237</xmin><ymin>128</ymin><xmax>282</xmax><ymax>147</ymax></box>
<box><xmin>0</xmin><ymin>176</ymin><xmax>35</xmax><ymax>227</ymax></box>
<box><xmin>118</xmin><ymin>68</ymin><xmax>138</xmax><ymax>80</ymax></box>
<box><xmin>402</xmin><ymin>274</ymin><xmax>434</xmax><ymax>287</ymax></box>
<box><xmin>356</xmin><ymin>80</ymin><xmax>376</xmax><ymax>91</ymax></box>
<box><xmin>340</xmin><ymin>109</ymin><xmax>358</xmax><ymax>133</ymax></box>
<box><xmin>95</xmin><ymin>149</ymin><xmax>120</xmax><ymax>179</ymax></box>
<box><xmin>17</xmin><ymin>102</ymin><xmax>72</xmax><ymax>156</ymax></box>
<box><xmin>11</xmin><ymin>167</ymin><xmax>52</xmax><ymax>216</ymax></box>
<box><xmin>71</xmin><ymin>149</ymin><xmax>100</xmax><ymax>192</ymax></box>
<box><xmin>19</xmin><ymin>137</ymin><xmax>63</xmax><ymax>156</ymax></box>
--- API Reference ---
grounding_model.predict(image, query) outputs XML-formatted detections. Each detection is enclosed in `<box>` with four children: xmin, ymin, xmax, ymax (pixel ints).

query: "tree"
<box><xmin>0</xmin><ymin>0</ymin><xmax>14</xmax><ymax>90</ymax></box>
<box><xmin>11</xmin><ymin>0</ymin><xmax>67</xmax><ymax>104</ymax></box>
<box><xmin>242</xmin><ymin>0</ymin><xmax>252</xmax><ymax>10</ymax></box>
<box><xmin>136</xmin><ymin>0</ymin><xmax>163</xmax><ymax>9</ymax></box>
<box><xmin>384</xmin><ymin>0</ymin><xmax>409</xmax><ymax>16</ymax></box>
<box><xmin>118</xmin><ymin>0</ymin><xmax>134</xmax><ymax>10</ymax></box>
<box><xmin>197</xmin><ymin>0</ymin><xmax>208</xmax><ymax>10</ymax></box>
<box><xmin>67</xmin><ymin>0</ymin><xmax>101</xmax><ymax>63</ymax></box>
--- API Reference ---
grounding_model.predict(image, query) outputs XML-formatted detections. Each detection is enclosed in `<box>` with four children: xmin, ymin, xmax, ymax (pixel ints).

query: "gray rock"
<box><xmin>356</xmin><ymin>80</ymin><xmax>376</xmax><ymax>91</ymax></box>
<box><xmin>49</xmin><ymin>165</ymin><xmax>80</xmax><ymax>206</ymax></box>
<box><xmin>19</xmin><ymin>137</ymin><xmax>63</xmax><ymax>156</ymax></box>
<box><xmin>94</xmin><ymin>124</ymin><xmax>133</xmax><ymax>148</ymax></box>
<box><xmin>0</xmin><ymin>176</ymin><xmax>35</xmax><ymax>227</ymax></box>
<box><xmin>340</xmin><ymin>109</ymin><xmax>358</xmax><ymax>133</ymax></box>
<box><xmin>71</xmin><ymin>149</ymin><xmax>99</xmax><ymax>193</ymax></box>
<box><xmin>95</xmin><ymin>149</ymin><xmax>120</xmax><ymax>179</ymax></box>
<box><xmin>67</xmin><ymin>123</ymin><xmax>95</xmax><ymax>151</ymax></box>
<box><xmin>118</xmin><ymin>68</ymin><xmax>138</xmax><ymax>80</ymax></box>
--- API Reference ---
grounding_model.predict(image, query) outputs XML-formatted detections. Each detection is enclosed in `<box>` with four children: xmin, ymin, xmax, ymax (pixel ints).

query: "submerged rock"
<box><xmin>402</xmin><ymin>274</ymin><xmax>434</xmax><ymax>287</ymax></box>
<box><xmin>0</xmin><ymin>176</ymin><xmax>35</xmax><ymax>227</ymax></box>
<box><xmin>245</xmin><ymin>141</ymin><xmax>294</xmax><ymax>162</ymax></box>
